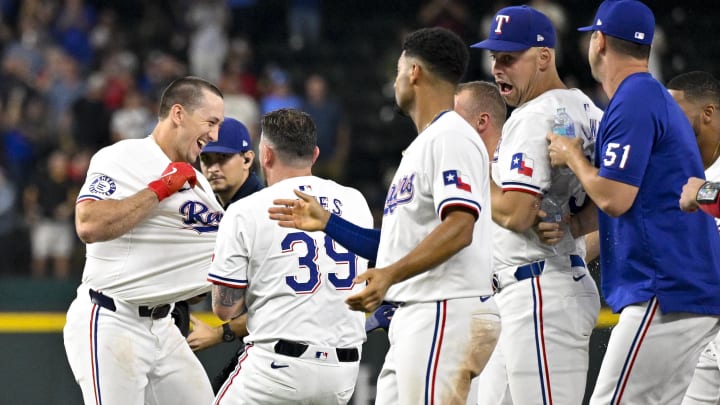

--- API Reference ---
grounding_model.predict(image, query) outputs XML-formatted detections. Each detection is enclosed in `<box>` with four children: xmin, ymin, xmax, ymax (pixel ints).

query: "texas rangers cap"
<box><xmin>577</xmin><ymin>0</ymin><xmax>654</xmax><ymax>46</ymax></box>
<box><xmin>471</xmin><ymin>6</ymin><xmax>556</xmax><ymax>52</ymax></box>
<box><xmin>202</xmin><ymin>117</ymin><xmax>252</xmax><ymax>154</ymax></box>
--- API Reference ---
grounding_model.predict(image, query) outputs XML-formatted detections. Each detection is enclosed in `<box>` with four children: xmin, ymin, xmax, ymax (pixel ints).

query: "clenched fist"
<box><xmin>148</xmin><ymin>162</ymin><xmax>197</xmax><ymax>201</ymax></box>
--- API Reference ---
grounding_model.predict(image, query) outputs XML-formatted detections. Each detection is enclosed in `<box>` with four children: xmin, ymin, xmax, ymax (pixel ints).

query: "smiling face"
<box><xmin>174</xmin><ymin>89</ymin><xmax>224</xmax><ymax>163</ymax></box>
<box><xmin>490</xmin><ymin>48</ymin><xmax>543</xmax><ymax>107</ymax></box>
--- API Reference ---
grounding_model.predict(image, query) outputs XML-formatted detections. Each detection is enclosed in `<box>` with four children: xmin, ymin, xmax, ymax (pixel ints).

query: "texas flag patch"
<box><xmin>510</xmin><ymin>153</ymin><xmax>534</xmax><ymax>177</ymax></box>
<box><xmin>443</xmin><ymin>170</ymin><xmax>472</xmax><ymax>192</ymax></box>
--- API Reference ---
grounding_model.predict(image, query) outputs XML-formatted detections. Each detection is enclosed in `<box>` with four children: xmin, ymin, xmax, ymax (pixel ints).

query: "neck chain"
<box><xmin>422</xmin><ymin>109</ymin><xmax>451</xmax><ymax>132</ymax></box>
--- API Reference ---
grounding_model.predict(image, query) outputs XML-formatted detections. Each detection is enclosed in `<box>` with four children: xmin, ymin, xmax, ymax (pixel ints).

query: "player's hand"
<box><xmin>187</xmin><ymin>315</ymin><xmax>222</xmax><ymax>351</ymax></box>
<box><xmin>534</xmin><ymin>218</ymin><xmax>565</xmax><ymax>245</ymax></box>
<box><xmin>680</xmin><ymin>177</ymin><xmax>705</xmax><ymax>212</ymax></box>
<box><xmin>365</xmin><ymin>303</ymin><xmax>398</xmax><ymax>333</ymax></box>
<box><xmin>148</xmin><ymin>162</ymin><xmax>197</xmax><ymax>202</ymax></box>
<box><xmin>345</xmin><ymin>268</ymin><xmax>393</xmax><ymax>313</ymax></box>
<box><xmin>268</xmin><ymin>189</ymin><xmax>330</xmax><ymax>231</ymax></box>
<box><xmin>547</xmin><ymin>132</ymin><xmax>583</xmax><ymax>168</ymax></box>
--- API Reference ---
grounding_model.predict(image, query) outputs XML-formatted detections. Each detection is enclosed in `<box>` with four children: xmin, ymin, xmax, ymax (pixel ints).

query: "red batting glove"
<box><xmin>148</xmin><ymin>162</ymin><xmax>198</xmax><ymax>201</ymax></box>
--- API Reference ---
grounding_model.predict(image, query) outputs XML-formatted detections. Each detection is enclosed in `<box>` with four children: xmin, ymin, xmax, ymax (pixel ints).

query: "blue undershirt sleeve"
<box><xmin>324</xmin><ymin>213</ymin><xmax>380</xmax><ymax>262</ymax></box>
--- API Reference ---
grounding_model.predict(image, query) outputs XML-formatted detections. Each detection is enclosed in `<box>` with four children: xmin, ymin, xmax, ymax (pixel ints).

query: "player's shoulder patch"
<box><xmin>88</xmin><ymin>175</ymin><xmax>117</xmax><ymax>196</ymax></box>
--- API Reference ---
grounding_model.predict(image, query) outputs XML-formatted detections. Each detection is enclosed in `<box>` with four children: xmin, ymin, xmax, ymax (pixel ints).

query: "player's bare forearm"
<box><xmin>346</xmin><ymin>208</ymin><xmax>476</xmax><ymax>312</ymax></box>
<box><xmin>568</xmin><ymin>200</ymin><xmax>598</xmax><ymax>238</ymax></box>
<box><xmin>75</xmin><ymin>189</ymin><xmax>159</xmax><ymax>243</ymax></box>
<box><xmin>268</xmin><ymin>189</ymin><xmax>330</xmax><ymax>231</ymax></box>
<box><xmin>211</xmin><ymin>285</ymin><xmax>246</xmax><ymax>321</ymax></box>
<box><xmin>187</xmin><ymin>313</ymin><xmax>248</xmax><ymax>351</ymax></box>
<box><xmin>490</xmin><ymin>181</ymin><xmax>540</xmax><ymax>232</ymax></box>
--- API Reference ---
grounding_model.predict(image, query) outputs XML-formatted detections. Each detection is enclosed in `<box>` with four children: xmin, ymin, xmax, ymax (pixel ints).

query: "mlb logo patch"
<box><xmin>442</xmin><ymin>170</ymin><xmax>472</xmax><ymax>192</ymax></box>
<box><xmin>299</xmin><ymin>185</ymin><xmax>313</xmax><ymax>192</ymax></box>
<box><xmin>315</xmin><ymin>351</ymin><xmax>328</xmax><ymax>360</ymax></box>
<box><xmin>510</xmin><ymin>153</ymin><xmax>534</xmax><ymax>177</ymax></box>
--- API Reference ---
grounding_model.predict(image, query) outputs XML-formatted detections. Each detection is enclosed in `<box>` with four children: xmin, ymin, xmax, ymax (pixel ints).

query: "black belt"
<box><xmin>89</xmin><ymin>289</ymin><xmax>172</xmax><ymax>319</ymax></box>
<box><xmin>273</xmin><ymin>339</ymin><xmax>359</xmax><ymax>362</ymax></box>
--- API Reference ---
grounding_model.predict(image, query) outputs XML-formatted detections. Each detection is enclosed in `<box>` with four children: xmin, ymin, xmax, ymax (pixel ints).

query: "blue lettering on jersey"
<box><xmin>88</xmin><ymin>175</ymin><xmax>117</xmax><ymax>196</ymax></box>
<box><xmin>180</xmin><ymin>201</ymin><xmax>222</xmax><ymax>233</ymax></box>
<box><xmin>316</xmin><ymin>196</ymin><xmax>343</xmax><ymax>215</ymax></box>
<box><xmin>384</xmin><ymin>173</ymin><xmax>415</xmax><ymax>215</ymax></box>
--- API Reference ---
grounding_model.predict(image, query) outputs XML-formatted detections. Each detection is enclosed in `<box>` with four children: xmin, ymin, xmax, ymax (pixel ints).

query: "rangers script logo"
<box><xmin>180</xmin><ymin>201</ymin><xmax>223</xmax><ymax>233</ymax></box>
<box><xmin>384</xmin><ymin>173</ymin><xmax>415</xmax><ymax>215</ymax></box>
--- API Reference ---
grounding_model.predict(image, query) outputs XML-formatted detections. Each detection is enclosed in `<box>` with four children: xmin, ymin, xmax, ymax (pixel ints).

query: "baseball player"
<box><xmin>273</xmin><ymin>28</ymin><xmax>499</xmax><ymax>405</ymax></box>
<box><xmin>207</xmin><ymin>108</ymin><xmax>373</xmax><ymax>404</ymax></box>
<box><xmin>548</xmin><ymin>1</ymin><xmax>720</xmax><ymax>403</ymax></box>
<box><xmin>164</xmin><ymin>117</ymin><xmax>263</xmax><ymax>392</ymax></box>
<box><xmin>667</xmin><ymin>71</ymin><xmax>720</xmax><ymax>405</ymax></box>
<box><xmin>63</xmin><ymin>76</ymin><xmax>224</xmax><ymax>405</ymax></box>
<box><xmin>470</xmin><ymin>6</ymin><xmax>603</xmax><ymax>405</ymax></box>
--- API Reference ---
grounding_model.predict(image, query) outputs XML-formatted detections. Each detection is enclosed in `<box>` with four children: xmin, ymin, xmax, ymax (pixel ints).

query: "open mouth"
<box><xmin>197</xmin><ymin>139</ymin><xmax>207</xmax><ymax>149</ymax></box>
<box><xmin>498</xmin><ymin>82</ymin><xmax>513</xmax><ymax>96</ymax></box>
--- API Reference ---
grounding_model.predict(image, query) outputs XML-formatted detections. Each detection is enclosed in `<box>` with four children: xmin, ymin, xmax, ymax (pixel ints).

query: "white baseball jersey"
<box><xmin>706</xmin><ymin>157</ymin><xmax>720</xmax><ymax>232</ymax></box>
<box><xmin>208</xmin><ymin>176</ymin><xmax>373</xmax><ymax>348</ymax></box>
<box><xmin>492</xmin><ymin>89</ymin><xmax>603</xmax><ymax>268</ymax></box>
<box><xmin>76</xmin><ymin>136</ymin><xmax>223</xmax><ymax>306</ymax></box>
<box><xmin>379</xmin><ymin>111</ymin><xmax>494</xmax><ymax>302</ymax></box>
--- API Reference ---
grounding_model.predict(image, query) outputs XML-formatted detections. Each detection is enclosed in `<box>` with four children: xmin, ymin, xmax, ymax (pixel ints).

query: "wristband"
<box><xmin>147</xmin><ymin>179</ymin><xmax>171</xmax><ymax>202</ymax></box>
<box><xmin>697</xmin><ymin>181</ymin><xmax>720</xmax><ymax>218</ymax></box>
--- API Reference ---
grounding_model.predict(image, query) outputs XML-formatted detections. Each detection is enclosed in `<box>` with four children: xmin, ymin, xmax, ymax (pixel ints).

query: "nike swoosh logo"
<box><xmin>479</xmin><ymin>295</ymin><xmax>492</xmax><ymax>302</ymax></box>
<box><xmin>573</xmin><ymin>274</ymin><xmax>586</xmax><ymax>282</ymax></box>
<box><xmin>164</xmin><ymin>167</ymin><xmax>178</xmax><ymax>177</ymax></box>
<box><xmin>270</xmin><ymin>361</ymin><xmax>289</xmax><ymax>369</ymax></box>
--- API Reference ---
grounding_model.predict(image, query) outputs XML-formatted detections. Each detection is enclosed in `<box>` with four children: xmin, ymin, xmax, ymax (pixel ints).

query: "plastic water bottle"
<box><xmin>552</xmin><ymin>107</ymin><xmax>576</xmax><ymax>137</ymax></box>
<box><xmin>541</xmin><ymin>195</ymin><xmax>563</xmax><ymax>223</ymax></box>
<box><xmin>552</xmin><ymin>107</ymin><xmax>575</xmax><ymax>174</ymax></box>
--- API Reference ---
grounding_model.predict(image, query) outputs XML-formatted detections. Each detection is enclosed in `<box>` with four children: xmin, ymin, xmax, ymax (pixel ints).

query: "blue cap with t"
<box><xmin>471</xmin><ymin>6</ymin><xmax>556</xmax><ymax>52</ymax></box>
<box><xmin>202</xmin><ymin>117</ymin><xmax>252</xmax><ymax>154</ymax></box>
<box><xmin>577</xmin><ymin>0</ymin><xmax>654</xmax><ymax>45</ymax></box>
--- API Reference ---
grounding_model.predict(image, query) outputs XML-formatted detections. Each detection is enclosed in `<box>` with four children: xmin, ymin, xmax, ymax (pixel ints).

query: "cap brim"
<box><xmin>577</xmin><ymin>25</ymin><xmax>595</xmax><ymax>32</ymax></box>
<box><xmin>201</xmin><ymin>146</ymin><xmax>243</xmax><ymax>154</ymax></box>
<box><xmin>470</xmin><ymin>39</ymin><xmax>531</xmax><ymax>52</ymax></box>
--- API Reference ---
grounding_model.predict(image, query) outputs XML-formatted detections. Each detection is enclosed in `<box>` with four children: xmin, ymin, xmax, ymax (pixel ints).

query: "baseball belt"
<box><xmin>274</xmin><ymin>339</ymin><xmax>359</xmax><ymax>362</ymax></box>
<box><xmin>492</xmin><ymin>254</ymin><xmax>585</xmax><ymax>293</ymax></box>
<box><xmin>89</xmin><ymin>288</ymin><xmax>172</xmax><ymax>319</ymax></box>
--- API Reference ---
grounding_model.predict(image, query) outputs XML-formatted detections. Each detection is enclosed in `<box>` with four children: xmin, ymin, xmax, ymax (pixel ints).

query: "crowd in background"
<box><xmin>0</xmin><ymin>0</ymin><xmax>707</xmax><ymax>279</ymax></box>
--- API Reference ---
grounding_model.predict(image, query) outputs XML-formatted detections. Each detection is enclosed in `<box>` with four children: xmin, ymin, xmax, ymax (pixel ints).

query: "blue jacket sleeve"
<box><xmin>324</xmin><ymin>213</ymin><xmax>379</xmax><ymax>262</ymax></box>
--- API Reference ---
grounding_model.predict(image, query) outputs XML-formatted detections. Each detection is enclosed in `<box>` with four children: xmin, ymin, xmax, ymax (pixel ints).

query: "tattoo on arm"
<box><xmin>213</xmin><ymin>285</ymin><xmax>245</xmax><ymax>308</ymax></box>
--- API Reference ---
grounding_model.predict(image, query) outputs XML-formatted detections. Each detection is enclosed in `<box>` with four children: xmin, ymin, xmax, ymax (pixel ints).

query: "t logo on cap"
<box><xmin>494</xmin><ymin>15</ymin><xmax>510</xmax><ymax>33</ymax></box>
<box><xmin>471</xmin><ymin>6</ymin><xmax>556</xmax><ymax>52</ymax></box>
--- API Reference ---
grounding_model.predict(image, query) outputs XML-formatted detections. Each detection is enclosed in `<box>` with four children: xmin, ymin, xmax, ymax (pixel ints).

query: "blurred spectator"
<box><xmin>110</xmin><ymin>87</ymin><xmax>153</xmax><ymax>143</ymax></box>
<box><xmin>418</xmin><ymin>0</ymin><xmax>472</xmax><ymax>41</ymax></box>
<box><xmin>138</xmin><ymin>50</ymin><xmax>186</xmax><ymax>103</ymax></box>
<box><xmin>37</xmin><ymin>47</ymin><xmax>84</xmax><ymax>134</ymax></box>
<box><xmin>23</xmin><ymin>149</ymin><xmax>78</xmax><ymax>280</ymax></box>
<box><xmin>0</xmin><ymin>166</ymin><xmax>28</xmax><ymax>276</ymax></box>
<box><xmin>260</xmin><ymin>66</ymin><xmax>301</xmax><ymax>114</ymax></box>
<box><xmin>288</xmin><ymin>0</ymin><xmax>322</xmax><ymax>51</ymax></box>
<box><xmin>186</xmin><ymin>0</ymin><xmax>229</xmax><ymax>84</ymax></box>
<box><xmin>301</xmin><ymin>73</ymin><xmax>349</xmax><ymax>181</ymax></box>
<box><xmin>52</xmin><ymin>0</ymin><xmax>96</xmax><ymax>68</ymax></box>
<box><xmin>225</xmin><ymin>37</ymin><xmax>259</xmax><ymax>98</ymax></box>
<box><xmin>219</xmin><ymin>69</ymin><xmax>260</xmax><ymax>144</ymax></box>
<box><xmin>70</xmin><ymin>72</ymin><xmax>111</xmax><ymax>150</ymax></box>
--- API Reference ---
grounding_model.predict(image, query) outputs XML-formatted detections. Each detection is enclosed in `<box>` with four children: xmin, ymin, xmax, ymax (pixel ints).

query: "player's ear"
<box><xmin>537</xmin><ymin>47</ymin><xmax>552</xmax><ymax>71</ymax></box>
<box><xmin>311</xmin><ymin>146</ymin><xmax>320</xmax><ymax>165</ymax></box>
<box><xmin>702</xmin><ymin>103</ymin><xmax>716</xmax><ymax>124</ymax></box>
<box><xmin>477</xmin><ymin>112</ymin><xmax>491</xmax><ymax>132</ymax></box>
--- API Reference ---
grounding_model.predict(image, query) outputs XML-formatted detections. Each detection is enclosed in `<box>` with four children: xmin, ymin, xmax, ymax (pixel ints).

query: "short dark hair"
<box><xmin>605</xmin><ymin>34</ymin><xmax>650</xmax><ymax>61</ymax></box>
<box><xmin>402</xmin><ymin>27</ymin><xmax>469</xmax><ymax>85</ymax></box>
<box><xmin>158</xmin><ymin>76</ymin><xmax>223</xmax><ymax>118</ymax></box>
<box><xmin>456</xmin><ymin>81</ymin><xmax>507</xmax><ymax>129</ymax></box>
<box><xmin>667</xmin><ymin>71</ymin><xmax>720</xmax><ymax>105</ymax></box>
<box><xmin>261</xmin><ymin>108</ymin><xmax>317</xmax><ymax>165</ymax></box>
